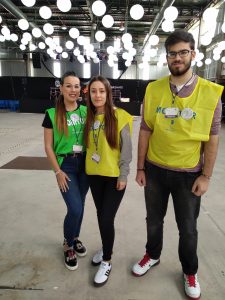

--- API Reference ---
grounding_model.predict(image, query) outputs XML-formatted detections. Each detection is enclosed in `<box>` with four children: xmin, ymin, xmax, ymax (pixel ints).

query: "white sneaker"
<box><xmin>184</xmin><ymin>274</ymin><xmax>201</xmax><ymax>299</ymax></box>
<box><xmin>132</xmin><ymin>253</ymin><xmax>160</xmax><ymax>276</ymax></box>
<box><xmin>92</xmin><ymin>249</ymin><xmax>103</xmax><ymax>266</ymax></box>
<box><xmin>94</xmin><ymin>261</ymin><xmax>112</xmax><ymax>286</ymax></box>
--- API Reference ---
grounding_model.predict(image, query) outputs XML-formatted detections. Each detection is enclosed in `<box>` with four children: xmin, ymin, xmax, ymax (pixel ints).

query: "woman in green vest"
<box><xmin>84</xmin><ymin>75</ymin><xmax>133</xmax><ymax>286</ymax></box>
<box><xmin>42</xmin><ymin>71</ymin><xmax>89</xmax><ymax>271</ymax></box>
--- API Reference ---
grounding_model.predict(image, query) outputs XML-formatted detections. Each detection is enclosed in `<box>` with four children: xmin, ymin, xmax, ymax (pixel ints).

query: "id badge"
<box><xmin>165</xmin><ymin>107</ymin><xmax>179</xmax><ymax>118</ymax></box>
<box><xmin>73</xmin><ymin>145</ymin><xmax>83</xmax><ymax>153</ymax></box>
<box><xmin>91</xmin><ymin>153</ymin><xmax>100</xmax><ymax>163</ymax></box>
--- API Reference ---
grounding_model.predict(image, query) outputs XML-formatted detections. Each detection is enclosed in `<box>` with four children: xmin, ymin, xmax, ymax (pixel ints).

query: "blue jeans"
<box><xmin>60</xmin><ymin>154</ymin><xmax>89</xmax><ymax>247</ymax></box>
<box><xmin>144</xmin><ymin>162</ymin><xmax>201</xmax><ymax>275</ymax></box>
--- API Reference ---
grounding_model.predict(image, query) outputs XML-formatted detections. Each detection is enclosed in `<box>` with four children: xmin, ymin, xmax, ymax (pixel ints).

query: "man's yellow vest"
<box><xmin>144</xmin><ymin>76</ymin><xmax>223</xmax><ymax>168</ymax></box>
<box><xmin>86</xmin><ymin>108</ymin><xmax>133</xmax><ymax>176</ymax></box>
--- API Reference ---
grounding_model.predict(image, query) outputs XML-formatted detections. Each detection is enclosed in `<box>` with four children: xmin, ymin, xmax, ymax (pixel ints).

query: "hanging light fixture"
<box><xmin>39</xmin><ymin>6</ymin><xmax>52</xmax><ymax>20</ymax></box>
<box><xmin>18</xmin><ymin>19</ymin><xmax>29</xmax><ymax>31</ymax></box>
<box><xmin>92</xmin><ymin>1</ymin><xmax>106</xmax><ymax>17</ymax></box>
<box><xmin>164</xmin><ymin>6</ymin><xmax>178</xmax><ymax>21</ymax></box>
<box><xmin>21</xmin><ymin>0</ymin><xmax>36</xmax><ymax>7</ymax></box>
<box><xmin>95</xmin><ymin>30</ymin><xmax>106</xmax><ymax>42</ymax></box>
<box><xmin>130</xmin><ymin>4</ymin><xmax>144</xmax><ymax>20</ymax></box>
<box><xmin>102</xmin><ymin>15</ymin><xmax>114</xmax><ymax>28</ymax></box>
<box><xmin>43</xmin><ymin>23</ymin><xmax>54</xmax><ymax>35</ymax></box>
<box><xmin>57</xmin><ymin>0</ymin><xmax>72</xmax><ymax>12</ymax></box>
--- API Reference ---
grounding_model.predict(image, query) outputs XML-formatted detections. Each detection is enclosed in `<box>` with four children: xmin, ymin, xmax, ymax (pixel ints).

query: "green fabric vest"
<box><xmin>47</xmin><ymin>105</ymin><xmax>87</xmax><ymax>166</ymax></box>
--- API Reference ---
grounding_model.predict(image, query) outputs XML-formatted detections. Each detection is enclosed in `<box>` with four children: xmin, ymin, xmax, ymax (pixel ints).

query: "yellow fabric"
<box><xmin>144</xmin><ymin>76</ymin><xmax>223</xmax><ymax>168</ymax></box>
<box><xmin>86</xmin><ymin>108</ymin><xmax>133</xmax><ymax>176</ymax></box>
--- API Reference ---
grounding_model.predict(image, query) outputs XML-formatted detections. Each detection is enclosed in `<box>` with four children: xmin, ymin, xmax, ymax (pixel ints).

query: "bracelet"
<box><xmin>55</xmin><ymin>170</ymin><xmax>61</xmax><ymax>176</ymax></box>
<box><xmin>137</xmin><ymin>168</ymin><xmax>145</xmax><ymax>171</ymax></box>
<box><xmin>201</xmin><ymin>173</ymin><xmax>211</xmax><ymax>180</ymax></box>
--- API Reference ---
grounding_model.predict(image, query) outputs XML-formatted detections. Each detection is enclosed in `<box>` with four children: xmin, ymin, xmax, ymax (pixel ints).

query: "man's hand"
<box><xmin>192</xmin><ymin>175</ymin><xmax>210</xmax><ymax>196</ymax></box>
<box><xmin>136</xmin><ymin>170</ymin><xmax>146</xmax><ymax>187</ymax></box>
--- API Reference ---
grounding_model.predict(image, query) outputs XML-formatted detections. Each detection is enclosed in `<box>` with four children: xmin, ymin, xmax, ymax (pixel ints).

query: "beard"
<box><xmin>168</xmin><ymin>58</ymin><xmax>192</xmax><ymax>76</ymax></box>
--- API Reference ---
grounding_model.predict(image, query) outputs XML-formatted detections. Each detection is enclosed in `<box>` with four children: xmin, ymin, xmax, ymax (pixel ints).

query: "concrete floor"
<box><xmin>0</xmin><ymin>112</ymin><xmax>225</xmax><ymax>300</ymax></box>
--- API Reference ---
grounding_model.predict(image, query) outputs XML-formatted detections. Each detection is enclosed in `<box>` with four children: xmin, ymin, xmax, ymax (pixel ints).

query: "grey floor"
<box><xmin>0</xmin><ymin>112</ymin><xmax>225</xmax><ymax>300</ymax></box>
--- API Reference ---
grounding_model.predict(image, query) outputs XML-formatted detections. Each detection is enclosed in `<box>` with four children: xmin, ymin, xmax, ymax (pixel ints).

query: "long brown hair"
<box><xmin>84</xmin><ymin>76</ymin><xmax>118</xmax><ymax>149</ymax></box>
<box><xmin>55</xmin><ymin>71</ymin><xmax>79</xmax><ymax>136</ymax></box>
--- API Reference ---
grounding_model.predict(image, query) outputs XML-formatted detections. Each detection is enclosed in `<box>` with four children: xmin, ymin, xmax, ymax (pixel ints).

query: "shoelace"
<box><xmin>139</xmin><ymin>253</ymin><xmax>150</xmax><ymax>267</ymax></box>
<box><xmin>67</xmin><ymin>249</ymin><xmax>76</xmax><ymax>260</ymax></box>
<box><xmin>75</xmin><ymin>240</ymin><xmax>83</xmax><ymax>249</ymax></box>
<box><xmin>186</xmin><ymin>275</ymin><xmax>196</xmax><ymax>287</ymax></box>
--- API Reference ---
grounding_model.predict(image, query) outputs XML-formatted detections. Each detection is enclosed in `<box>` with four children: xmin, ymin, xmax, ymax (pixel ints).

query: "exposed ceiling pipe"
<box><xmin>141</xmin><ymin>0</ymin><xmax>175</xmax><ymax>53</ymax></box>
<box><xmin>0</xmin><ymin>0</ymin><xmax>46</xmax><ymax>39</ymax></box>
<box><xmin>86</xmin><ymin>0</ymin><xmax>95</xmax><ymax>43</ymax></box>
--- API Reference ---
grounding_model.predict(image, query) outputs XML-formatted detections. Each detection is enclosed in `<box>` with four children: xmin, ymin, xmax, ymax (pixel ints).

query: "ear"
<box><xmin>191</xmin><ymin>50</ymin><xmax>196</xmax><ymax>61</ymax></box>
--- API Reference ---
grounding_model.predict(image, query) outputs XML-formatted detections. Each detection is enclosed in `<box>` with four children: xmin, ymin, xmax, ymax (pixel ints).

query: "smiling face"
<box><xmin>60</xmin><ymin>76</ymin><xmax>81</xmax><ymax>105</ymax></box>
<box><xmin>166</xmin><ymin>42</ymin><xmax>196</xmax><ymax>77</ymax></box>
<box><xmin>89</xmin><ymin>80</ymin><xmax>107</xmax><ymax>113</ymax></box>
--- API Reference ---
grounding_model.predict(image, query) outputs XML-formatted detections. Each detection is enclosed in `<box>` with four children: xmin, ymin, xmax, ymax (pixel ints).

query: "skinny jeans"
<box><xmin>88</xmin><ymin>175</ymin><xmax>125</xmax><ymax>261</ymax></box>
<box><xmin>144</xmin><ymin>161</ymin><xmax>201</xmax><ymax>275</ymax></box>
<box><xmin>60</xmin><ymin>155</ymin><xmax>89</xmax><ymax>247</ymax></box>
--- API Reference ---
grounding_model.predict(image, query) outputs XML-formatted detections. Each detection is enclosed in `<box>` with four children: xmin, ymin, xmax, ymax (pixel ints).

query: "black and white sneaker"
<box><xmin>64</xmin><ymin>249</ymin><xmax>78</xmax><ymax>271</ymax></box>
<box><xmin>94</xmin><ymin>261</ymin><xmax>112</xmax><ymax>286</ymax></box>
<box><xmin>73</xmin><ymin>239</ymin><xmax>87</xmax><ymax>257</ymax></box>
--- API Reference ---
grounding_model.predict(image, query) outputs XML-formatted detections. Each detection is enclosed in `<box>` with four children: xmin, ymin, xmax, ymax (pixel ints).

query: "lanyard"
<box><xmin>67</xmin><ymin>107</ymin><xmax>84</xmax><ymax>145</ymax></box>
<box><xmin>92</xmin><ymin>119</ymin><xmax>104</xmax><ymax>152</ymax></box>
<box><xmin>171</xmin><ymin>73</ymin><xmax>194</xmax><ymax>105</ymax></box>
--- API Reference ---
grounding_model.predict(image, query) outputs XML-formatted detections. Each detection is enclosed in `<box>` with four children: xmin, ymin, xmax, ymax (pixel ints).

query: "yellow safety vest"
<box><xmin>86</xmin><ymin>108</ymin><xmax>133</xmax><ymax>176</ymax></box>
<box><xmin>144</xmin><ymin>76</ymin><xmax>223</xmax><ymax>168</ymax></box>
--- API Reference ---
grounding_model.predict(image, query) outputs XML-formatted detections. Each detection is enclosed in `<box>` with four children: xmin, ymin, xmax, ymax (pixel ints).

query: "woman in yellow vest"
<box><xmin>42</xmin><ymin>71</ymin><xmax>89</xmax><ymax>271</ymax></box>
<box><xmin>84</xmin><ymin>75</ymin><xmax>133</xmax><ymax>286</ymax></box>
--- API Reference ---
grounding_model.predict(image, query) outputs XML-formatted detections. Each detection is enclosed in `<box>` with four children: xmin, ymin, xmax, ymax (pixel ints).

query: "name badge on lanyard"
<box><xmin>164</xmin><ymin>107</ymin><xmax>179</xmax><ymax>118</ymax></box>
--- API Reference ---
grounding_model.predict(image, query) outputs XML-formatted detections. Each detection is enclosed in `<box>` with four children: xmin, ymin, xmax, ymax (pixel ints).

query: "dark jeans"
<box><xmin>144</xmin><ymin>162</ymin><xmax>201</xmax><ymax>275</ymax></box>
<box><xmin>88</xmin><ymin>175</ymin><xmax>126</xmax><ymax>261</ymax></box>
<box><xmin>60</xmin><ymin>155</ymin><xmax>89</xmax><ymax>247</ymax></box>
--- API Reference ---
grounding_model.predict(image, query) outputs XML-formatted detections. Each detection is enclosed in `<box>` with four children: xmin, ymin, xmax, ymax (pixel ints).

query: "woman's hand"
<box><xmin>116</xmin><ymin>180</ymin><xmax>127</xmax><ymax>190</ymax></box>
<box><xmin>56</xmin><ymin>170</ymin><xmax>71</xmax><ymax>192</ymax></box>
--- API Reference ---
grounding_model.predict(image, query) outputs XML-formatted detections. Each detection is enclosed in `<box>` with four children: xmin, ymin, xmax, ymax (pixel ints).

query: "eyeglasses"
<box><xmin>167</xmin><ymin>49</ymin><xmax>193</xmax><ymax>59</ymax></box>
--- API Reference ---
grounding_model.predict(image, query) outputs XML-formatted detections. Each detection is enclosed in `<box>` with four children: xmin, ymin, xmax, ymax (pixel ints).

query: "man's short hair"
<box><xmin>165</xmin><ymin>30</ymin><xmax>195</xmax><ymax>52</ymax></box>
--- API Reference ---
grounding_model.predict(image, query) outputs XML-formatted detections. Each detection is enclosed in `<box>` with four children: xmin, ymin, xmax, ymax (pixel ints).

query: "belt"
<box><xmin>57</xmin><ymin>152</ymin><xmax>83</xmax><ymax>158</ymax></box>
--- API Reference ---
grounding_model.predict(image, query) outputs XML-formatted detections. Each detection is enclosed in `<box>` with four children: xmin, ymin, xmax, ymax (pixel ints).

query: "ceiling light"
<box><xmin>69</xmin><ymin>28</ymin><xmax>80</xmax><ymax>39</ymax></box>
<box><xmin>222</xmin><ymin>22</ymin><xmax>225</xmax><ymax>33</ymax></box>
<box><xmin>57</xmin><ymin>0</ymin><xmax>72</xmax><ymax>13</ymax></box>
<box><xmin>107</xmin><ymin>46</ymin><xmax>114</xmax><ymax>54</ymax></box>
<box><xmin>61</xmin><ymin>25</ymin><xmax>67</xmax><ymax>30</ymax></box>
<box><xmin>149</xmin><ymin>34</ymin><xmax>159</xmax><ymax>46</ymax></box>
<box><xmin>221</xmin><ymin>56</ymin><xmax>225</xmax><ymax>63</ymax></box>
<box><xmin>205</xmin><ymin>58</ymin><xmax>212</xmax><ymax>65</ymax></box>
<box><xmin>196</xmin><ymin>61</ymin><xmax>203</xmax><ymax>67</ymax></box>
<box><xmin>77</xmin><ymin>35</ymin><xmax>86</xmax><ymax>45</ymax></box>
<box><xmin>56</xmin><ymin>45</ymin><xmax>63</xmax><ymax>53</ymax></box>
<box><xmin>122</xmin><ymin>33</ymin><xmax>132</xmax><ymax>44</ymax></box>
<box><xmin>92</xmin><ymin>1</ymin><xmax>106</xmax><ymax>17</ymax></box>
<box><xmin>21</xmin><ymin>38</ymin><xmax>29</xmax><ymax>45</ymax></box>
<box><xmin>203</xmin><ymin>7</ymin><xmax>218</xmax><ymax>22</ymax></box>
<box><xmin>95</xmin><ymin>30</ymin><xmax>106</xmax><ymax>42</ymax></box>
<box><xmin>30</xmin><ymin>44</ymin><xmax>36</xmax><ymax>51</ymax></box>
<box><xmin>73</xmin><ymin>48</ymin><xmax>80</xmax><ymax>56</ymax></box>
<box><xmin>200</xmin><ymin>34</ymin><xmax>212</xmax><ymax>46</ymax></box>
<box><xmin>23</xmin><ymin>32</ymin><xmax>32</xmax><ymax>41</ymax></box>
<box><xmin>10</xmin><ymin>33</ymin><xmax>18</xmax><ymax>42</ymax></box>
<box><xmin>32</xmin><ymin>27</ymin><xmax>42</xmax><ymax>38</ymax></box>
<box><xmin>0</xmin><ymin>16</ymin><xmax>2</xmax><ymax>23</ymax></box>
<box><xmin>161</xmin><ymin>20</ymin><xmax>174</xmax><ymax>32</ymax></box>
<box><xmin>164</xmin><ymin>6</ymin><xmax>178</xmax><ymax>21</ymax></box>
<box><xmin>93</xmin><ymin>57</ymin><xmax>100</xmax><ymax>63</ymax></box>
<box><xmin>130</xmin><ymin>4</ymin><xmax>144</xmax><ymax>20</ymax></box>
<box><xmin>65</xmin><ymin>40</ymin><xmax>74</xmax><ymax>50</ymax></box>
<box><xmin>43</xmin><ymin>23</ymin><xmax>54</xmax><ymax>35</ymax></box>
<box><xmin>102</xmin><ymin>15</ymin><xmax>114</xmax><ymax>28</ymax></box>
<box><xmin>19</xmin><ymin>44</ymin><xmax>26</xmax><ymax>50</ymax></box>
<box><xmin>38</xmin><ymin>42</ymin><xmax>46</xmax><ymax>49</ymax></box>
<box><xmin>1</xmin><ymin>26</ymin><xmax>10</xmax><ymax>37</ymax></box>
<box><xmin>21</xmin><ymin>0</ymin><xmax>36</xmax><ymax>7</ymax></box>
<box><xmin>18</xmin><ymin>19</ymin><xmax>29</xmax><ymax>30</ymax></box>
<box><xmin>39</xmin><ymin>6</ymin><xmax>52</xmax><ymax>20</ymax></box>
<box><xmin>62</xmin><ymin>52</ymin><xmax>69</xmax><ymax>59</ymax></box>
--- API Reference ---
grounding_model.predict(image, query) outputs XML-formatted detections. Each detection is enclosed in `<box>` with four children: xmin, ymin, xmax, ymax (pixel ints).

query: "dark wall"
<box><xmin>0</xmin><ymin>76</ymin><xmax>150</xmax><ymax>114</ymax></box>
